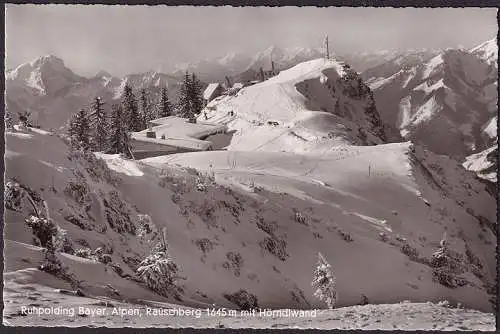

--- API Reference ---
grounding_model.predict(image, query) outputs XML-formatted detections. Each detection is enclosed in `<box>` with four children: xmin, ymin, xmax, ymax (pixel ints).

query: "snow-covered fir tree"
<box><xmin>177</xmin><ymin>72</ymin><xmax>192</xmax><ymax>119</ymax></box>
<box><xmin>430</xmin><ymin>232</ymin><xmax>468</xmax><ymax>288</ymax></box>
<box><xmin>68</xmin><ymin>108</ymin><xmax>91</xmax><ymax>150</ymax></box>
<box><xmin>108</xmin><ymin>103</ymin><xmax>131</xmax><ymax>158</ymax></box>
<box><xmin>431</xmin><ymin>232</ymin><xmax>449</xmax><ymax>267</ymax></box>
<box><xmin>121</xmin><ymin>83</ymin><xmax>141</xmax><ymax>132</ymax></box>
<box><xmin>190</xmin><ymin>73</ymin><xmax>204</xmax><ymax>119</ymax></box>
<box><xmin>5</xmin><ymin>108</ymin><xmax>14</xmax><ymax>130</ymax></box>
<box><xmin>312</xmin><ymin>252</ymin><xmax>337</xmax><ymax>309</ymax></box>
<box><xmin>139</xmin><ymin>88</ymin><xmax>150</xmax><ymax>130</ymax></box>
<box><xmin>157</xmin><ymin>86</ymin><xmax>173</xmax><ymax>118</ymax></box>
<box><xmin>25</xmin><ymin>215</ymin><xmax>58</xmax><ymax>248</ymax></box>
<box><xmin>18</xmin><ymin>110</ymin><xmax>32</xmax><ymax>127</ymax></box>
<box><xmin>136</xmin><ymin>229</ymin><xmax>184</xmax><ymax>299</ymax></box>
<box><xmin>177</xmin><ymin>72</ymin><xmax>204</xmax><ymax>122</ymax></box>
<box><xmin>5</xmin><ymin>181</ymin><xmax>23</xmax><ymax>211</ymax></box>
<box><xmin>89</xmin><ymin>96</ymin><xmax>108</xmax><ymax>152</ymax></box>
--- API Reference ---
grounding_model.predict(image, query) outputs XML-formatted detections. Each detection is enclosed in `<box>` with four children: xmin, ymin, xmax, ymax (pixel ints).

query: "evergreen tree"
<box><xmin>176</xmin><ymin>72</ymin><xmax>203</xmax><ymax>122</ymax></box>
<box><xmin>69</xmin><ymin>108</ymin><xmax>91</xmax><ymax>150</ymax></box>
<box><xmin>18</xmin><ymin>110</ymin><xmax>32</xmax><ymax>127</ymax></box>
<box><xmin>139</xmin><ymin>88</ymin><xmax>150</xmax><ymax>130</ymax></box>
<box><xmin>67</xmin><ymin>114</ymin><xmax>77</xmax><ymax>146</ymax></box>
<box><xmin>136</xmin><ymin>228</ymin><xmax>184</xmax><ymax>299</ymax></box>
<box><xmin>430</xmin><ymin>232</ymin><xmax>467</xmax><ymax>288</ymax></box>
<box><xmin>121</xmin><ymin>83</ymin><xmax>141</xmax><ymax>132</ymax></box>
<box><xmin>108</xmin><ymin>103</ymin><xmax>131</xmax><ymax>157</ymax></box>
<box><xmin>5</xmin><ymin>108</ymin><xmax>14</xmax><ymax>130</ymax></box>
<box><xmin>177</xmin><ymin>72</ymin><xmax>192</xmax><ymax>119</ymax></box>
<box><xmin>89</xmin><ymin>96</ymin><xmax>108</xmax><ymax>152</ymax></box>
<box><xmin>312</xmin><ymin>252</ymin><xmax>337</xmax><ymax>309</ymax></box>
<box><xmin>158</xmin><ymin>86</ymin><xmax>173</xmax><ymax>118</ymax></box>
<box><xmin>259</xmin><ymin>67</ymin><xmax>265</xmax><ymax>82</ymax></box>
<box><xmin>431</xmin><ymin>232</ymin><xmax>449</xmax><ymax>267</ymax></box>
<box><xmin>190</xmin><ymin>73</ymin><xmax>204</xmax><ymax>118</ymax></box>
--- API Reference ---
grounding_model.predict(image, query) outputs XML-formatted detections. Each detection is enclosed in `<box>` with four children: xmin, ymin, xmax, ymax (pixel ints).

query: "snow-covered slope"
<box><xmin>365</xmin><ymin>43</ymin><xmax>498</xmax><ymax>159</ymax></box>
<box><xmin>142</xmin><ymin>141</ymin><xmax>496</xmax><ymax>312</ymax></box>
<box><xmin>463</xmin><ymin>145</ymin><xmax>498</xmax><ymax>184</ymax></box>
<box><xmin>6</xmin><ymin>55</ymin><xmax>85</xmax><ymax>96</ymax></box>
<box><xmin>470</xmin><ymin>38</ymin><xmax>498</xmax><ymax>68</ymax></box>
<box><xmin>4</xmin><ymin>128</ymin><xmax>497</xmax><ymax>319</ymax></box>
<box><xmin>199</xmin><ymin>58</ymin><xmax>387</xmax><ymax>153</ymax></box>
<box><xmin>362</xmin><ymin>50</ymin><xmax>439</xmax><ymax>87</ymax></box>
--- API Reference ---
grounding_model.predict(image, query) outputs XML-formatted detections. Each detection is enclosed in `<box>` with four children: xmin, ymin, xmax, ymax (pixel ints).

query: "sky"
<box><xmin>5</xmin><ymin>5</ymin><xmax>498</xmax><ymax>77</ymax></box>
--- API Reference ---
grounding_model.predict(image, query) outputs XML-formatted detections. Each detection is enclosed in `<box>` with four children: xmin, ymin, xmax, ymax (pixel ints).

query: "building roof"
<box><xmin>203</xmin><ymin>83</ymin><xmax>221</xmax><ymax>100</ymax></box>
<box><xmin>132</xmin><ymin>116</ymin><xmax>227</xmax><ymax>152</ymax></box>
<box><xmin>131</xmin><ymin>135</ymin><xmax>212</xmax><ymax>151</ymax></box>
<box><xmin>232</xmin><ymin>82</ymin><xmax>244</xmax><ymax>90</ymax></box>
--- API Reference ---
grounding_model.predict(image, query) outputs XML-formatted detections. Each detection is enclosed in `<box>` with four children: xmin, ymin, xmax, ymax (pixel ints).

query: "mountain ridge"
<box><xmin>363</xmin><ymin>41</ymin><xmax>497</xmax><ymax>162</ymax></box>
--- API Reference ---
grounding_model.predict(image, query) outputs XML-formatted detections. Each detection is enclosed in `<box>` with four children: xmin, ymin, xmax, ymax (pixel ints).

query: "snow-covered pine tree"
<box><xmin>18</xmin><ymin>110</ymin><xmax>32</xmax><ymax>127</ymax></box>
<box><xmin>158</xmin><ymin>86</ymin><xmax>173</xmax><ymax>118</ymax></box>
<box><xmin>136</xmin><ymin>228</ymin><xmax>184</xmax><ymax>299</ymax></box>
<box><xmin>430</xmin><ymin>232</ymin><xmax>468</xmax><ymax>288</ymax></box>
<box><xmin>190</xmin><ymin>73</ymin><xmax>204</xmax><ymax>120</ymax></box>
<box><xmin>431</xmin><ymin>232</ymin><xmax>448</xmax><ymax>268</ymax></box>
<box><xmin>89</xmin><ymin>96</ymin><xmax>108</xmax><ymax>152</ymax></box>
<box><xmin>312</xmin><ymin>252</ymin><xmax>337</xmax><ymax>309</ymax></box>
<box><xmin>121</xmin><ymin>83</ymin><xmax>141</xmax><ymax>132</ymax></box>
<box><xmin>69</xmin><ymin>108</ymin><xmax>91</xmax><ymax>150</ymax></box>
<box><xmin>108</xmin><ymin>103</ymin><xmax>131</xmax><ymax>157</ymax></box>
<box><xmin>5</xmin><ymin>181</ymin><xmax>24</xmax><ymax>211</ymax></box>
<box><xmin>139</xmin><ymin>88</ymin><xmax>150</xmax><ymax>130</ymax></box>
<box><xmin>5</xmin><ymin>108</ymin><xmax>14</xmax><ymax>130</ymax></box>
<box><xmin>67</xmin><ymin>115</ymin><xmax>78</xmax><ymax>147</ymax></box>
<box><xmin>177</xmin><ymin>72</ymin><xmax>192</xmax><ymax>119</ymax></box>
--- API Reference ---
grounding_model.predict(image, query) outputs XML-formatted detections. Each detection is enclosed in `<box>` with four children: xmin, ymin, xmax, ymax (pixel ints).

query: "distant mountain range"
<box><xmin>172</xmin><ymin>46</ymin><xmax>444</xmax><ymax>84</ymax></box>
<box><xmin>5</xmin><ymin>40</ymin><xmax>497</xmax><ymax>180</ymax></box>
<box><xmin>363</xmin><ymin>40</ymin><xmax>497</xmax><ymax>154</ymax></box>
<box><xmin>361</xmin><ymin>38</ymin><xmax>497</xmax><ymax>183</ymax></box>
<box><xmin>5</xmin><ymin>55</ymin><xmax>182</xmax><ymax>131</ymax></box>
<box><xmin>5</xmin><ymin>46</ymin><xmax>435</xmax><ymax>131</ymax></box>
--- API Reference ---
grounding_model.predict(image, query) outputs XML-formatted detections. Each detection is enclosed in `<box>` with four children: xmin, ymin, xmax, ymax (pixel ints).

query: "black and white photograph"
<box><xmin>3</xmin><ymin>4</ymin><xmax>498</xmax><ymax>330</ymax></box>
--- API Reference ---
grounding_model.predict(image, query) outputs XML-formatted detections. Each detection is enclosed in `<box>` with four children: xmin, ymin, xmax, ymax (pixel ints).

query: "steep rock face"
<box><xmin>295</xmin><ymin>64</ymin><xmax>387</xmax><ymax>143</ymax></box>
<box><xmin>199</xmin><ymin>58</ymin><xmax>388</xmax><ymax>153</ymax></box>
<box><xmin>365</xmin><ymin>46</ymin><xmax>497</xmax><ymax>160</ymax></box>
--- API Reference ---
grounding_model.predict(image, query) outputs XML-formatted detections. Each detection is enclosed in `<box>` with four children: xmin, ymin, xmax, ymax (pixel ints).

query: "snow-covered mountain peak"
<box><xmin>470</xmin><ymin>38</ymin><xmax>498</xmax><ymax>67</ymax></box>
<box><xmin>263</xmin><ymin>58</ymin><xmax>345</xmax><ymax>85</ymax></box>
<box><xmin>7</xmin><ymin>54</ymin><xmax>83</xmax><ymax>96</ymax></box>
<box><xmin>95</xmin><ymin>70</ymin><xmax>113</xmax><ymax>78</ymax></box>
<box><xmin>218</xmin><ymin>51</ymin><xmax>247</xmax><ymax>66</ymax></box>
<box><xmin>29</xmin><ymin>54</ymin><xmax>66</xmax><ymax>68</ymax></box>
<box><xmin>200</xmin><ymin>57</ymin><xmax>386</xmax><ymax>152</ymax></box>
<box><xmin>365</xmin><ymin>40</ymin><xmax>497</xmax><ymax>159</ymax></box>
